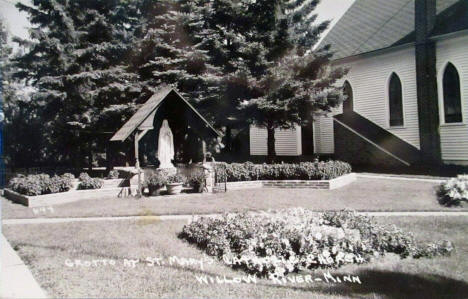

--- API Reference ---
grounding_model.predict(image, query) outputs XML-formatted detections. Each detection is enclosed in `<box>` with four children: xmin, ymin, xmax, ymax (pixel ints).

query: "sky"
<box><xmin>0</xmin><ymin>0</ymin><xmax>30</xmax><ymax>41</ymax></box>
<box><xmin>0</xmin><ymin>0</ymin><xmax>355</xmax><ymax>45</ymax></box>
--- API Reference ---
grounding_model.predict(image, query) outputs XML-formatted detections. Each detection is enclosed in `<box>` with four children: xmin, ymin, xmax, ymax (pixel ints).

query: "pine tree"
<box><xmin>228</xmin><ymin>0</ymin><xmax>347</xmax><ymax>162</ymax></box>
<box><xmin>134</xmin><ymin>0</ymin><xmax>222</xmax><ymax>105</ymax></box>
<box><xmin>10</xmin><ymin>0</ymin><xmax>346</xmax><ymax>167</ymax></box>
<box><xmin>0</xmin><ymin>18</ymin><xmax>10</xmax><ymax>122</ymax></box>
<box><xmin>0</xmin><ymin>18</ymin><xmax>9</xmax><ymax>176</ymax></box>
<box><xmin>13</xmin><ymin>0</ymin><xmax>143</xmax><ymax>168</ymax></box>
<box><xmin>1</xmin><ymin>18</ymin><xmax>43</xmax><ymax>170</ymax></box>
<box><xmin>193</xmin><ymin>0</ymin><xmax>257</xmax><ymax>152</ymax></box>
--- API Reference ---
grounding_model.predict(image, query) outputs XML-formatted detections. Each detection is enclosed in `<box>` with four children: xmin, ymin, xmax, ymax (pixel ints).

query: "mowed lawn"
<box><xmin>3</xmin><ymin>216</ymin><xmax>468</xmax><ymax>298</ymax></box>
<box><xmin>3</xmin><ymin>177</ymin><xmax>467</xmax><ymax>219</ymax></box>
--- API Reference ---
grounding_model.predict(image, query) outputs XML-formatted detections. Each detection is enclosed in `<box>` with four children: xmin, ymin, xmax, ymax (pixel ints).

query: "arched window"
<box><xmin>343</xmin><ymin>81</ymin><xmax>353</xmax><ymax>113</ymax></box>
<box><xmin>442</xmin><ymin>63</ymin><xmax>462</xmax><ymax>123</ymax></box>
<box><xmin>389</xmin><ymin>73</ymin><xmax>404</xmax><ymax>127</ymax></box>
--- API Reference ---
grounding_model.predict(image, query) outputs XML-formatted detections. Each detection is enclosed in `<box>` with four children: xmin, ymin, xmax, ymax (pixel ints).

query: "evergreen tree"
<box><xmin>227</xmin><ymin>0</ymin><xmax>347</xmax><ymax>162</ymax></box>
<box><xmin>13</xmin><ymin>0</ymin><xmax>143</xmax><ymax>168</ymax></box>
<box><xmin>0</xmin><ymin>18</ymin><xmax>9</xmax><ymax>124</ymax></box>
<box><xmin>0</xmin><ymin>19</ymin><xmax>9</xmax><ymax>68</ymax></box>
<box><xmin>10</xmin><ymin>0</ymin><xmax>346</xmax><ymax>167</ymax></box>
<box><xmin>0</xmin><ymin>18</ymin><xmax>6</xmax><ymax>185</ymax></box>
<box><xmin>134</xmin><ymin>0</ymin><xmax>222</xmax><ymax>105</ymax></box>
<box><xmin>193</xmin><ymin>0</ymin><xmax>256</xmax><ymax>152</ymax></box>
<box><xmin>1</xmin><ymin>18</ymin><xmax>43</xmax><ymax>169</ymax></box>
<box><xmin>0</xmin><ymin>18</ymin><xmax>8</xmax><ymax>177</ymax></box>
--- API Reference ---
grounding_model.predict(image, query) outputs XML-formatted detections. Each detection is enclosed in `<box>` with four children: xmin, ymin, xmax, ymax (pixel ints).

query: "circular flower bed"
<box><xmin>180</xmin><ymin>209</ymin><xmax>453</xmax><ymax>278</ymax></box>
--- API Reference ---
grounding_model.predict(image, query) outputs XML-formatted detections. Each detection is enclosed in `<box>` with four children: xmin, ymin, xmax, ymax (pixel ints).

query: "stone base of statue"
<box><xmin>157</xmin><ymin>164</ymin><xmax>176</xmax><ymax>175</ymax></box>
<box><xmin>158</xmin><ymin>162</ymin><xmax>175</xmax><ymax>169</ymax></box>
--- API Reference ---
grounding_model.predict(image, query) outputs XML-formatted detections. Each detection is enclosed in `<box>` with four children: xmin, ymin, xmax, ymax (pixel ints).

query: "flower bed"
<box><xmin>213</xmin><ymin>161</ymin><xmax>352</xmax><ymax>182</ymax></box>
<box><xmin>8</xmin><ymin>173</ymin><xmax>75</xmax><ymax>196</ymax></box>
<box><xmin>5</xmin><ymin>172</ymin><xmax>131</xmax><ymax>207</ymax></box>
<box><xmin>143</xmin><ymin>170</ymin><xmax>168</xmax><ymax>195</ymax></box>
<box><xmin>180</xmin><ymin>209</ymin><xmax>453</xmax><ymax>278</ymax></box>
<box><xmin>78</xmin><ymin>173</ymin><xmax>104</xmax><ymax>190</ymax></box>
<box><xmin>437</xmin><ymin>175</ymin><xmax>468</xmax><ymax>207</ymax></box>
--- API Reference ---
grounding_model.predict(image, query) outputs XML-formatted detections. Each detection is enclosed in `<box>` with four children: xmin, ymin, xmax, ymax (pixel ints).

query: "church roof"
<box><xmin>318</xmin><ymin>0</ymin><xmax>466</xmax><ymax>60</ymax></box>
<box><xmin>110</xmin><ymin>87</ymin><xmax>222</xmax><ymax>142</ymax></box>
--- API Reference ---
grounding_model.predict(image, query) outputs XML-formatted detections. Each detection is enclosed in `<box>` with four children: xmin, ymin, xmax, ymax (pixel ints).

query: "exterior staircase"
<box><xmin>333</xmin><ymin>111</ymin><xmax>421</xmax><ymax>166</ymax></box>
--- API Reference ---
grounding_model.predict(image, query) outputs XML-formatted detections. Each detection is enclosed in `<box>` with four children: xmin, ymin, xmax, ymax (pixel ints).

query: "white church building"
<box><xmin>249</xmin><ymin>0</ymin><xmax>468</xmax><ymax>167</ymax></box>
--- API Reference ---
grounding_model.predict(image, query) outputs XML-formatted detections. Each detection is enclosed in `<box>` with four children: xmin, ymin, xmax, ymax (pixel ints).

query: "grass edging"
<box><xmin>3</xmin><ymin>216</ymin><xmax>467</xmax><ymax>298</ymax></box>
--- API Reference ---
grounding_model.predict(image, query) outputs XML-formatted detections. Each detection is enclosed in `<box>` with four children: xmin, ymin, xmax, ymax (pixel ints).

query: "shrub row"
<box><xmin>8</xmin><ymin>173</ymin><xmax>75</xmax><ymax>196</ymax></box>
<box><xmin>8</xmin><ymin>172</ymin><xmax>106</xmax><ymax>195</ymax></box>
<box><xmin>180</xmin><ymin>209</ymin><xmax>453</xmax><ymax>278</ymax></box>
<box><xmin>212</xmin><ymin>161</ymin><xmax>352</xmax><ymax>182</ymax></box>
<box><xmin>78</xmin><ymin>173</ymin><xmax>104</xmax><ymax>190</ymax></box>
<box><xmin>437</xmin><ymin>175</ymin><xmax>468</xmax><ymax>207</ymax></box>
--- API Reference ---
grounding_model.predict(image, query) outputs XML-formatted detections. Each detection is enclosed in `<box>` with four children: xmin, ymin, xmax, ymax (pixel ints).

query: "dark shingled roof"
<box><xmin>110</xmin><ymin>87</ymin><xmax>221</xmax><ymax>142</ymax></box>
<box><xmin>396</xmin><ymin>0</ymin><xmax>468</xmax><ymax>45</ymax></box>
<box><xmin>110</xmin><ymin>87</ymin><xmax>173</xmax><ymax>141</ymax></box>
<box><xmin>318</xmin><ymin>0</ymin><xmax>466</xmax><ymax>60</ymax></box>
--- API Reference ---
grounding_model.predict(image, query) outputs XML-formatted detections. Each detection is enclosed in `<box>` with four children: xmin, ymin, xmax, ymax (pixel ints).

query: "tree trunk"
<box><xmin>106</xmin><ymin>142</ymin><xmax>113</xmax><ymax>172</ymax></box>
<box><xmin>267</xmin><ymin>126</ymin><xmax>276</xmax><ymax>164</ymax></box>
<box><xmin>88</xmin><ymin>148</ymin><xmax>93</xmax><ymax>172</ymax></box>
<box><xmin>225</xmin><ymin>126</ymin><xmax>232</xmax><ymax>152</ymax></box>
<box><xmin>87</xmin><ymin>135</ymin><xmax>93</xmax><ymax>171</ymax></box>
<box><xmin>78</xmin><ymin>143</ymin><xmax>86</xmax><ymax>170</ymax></box>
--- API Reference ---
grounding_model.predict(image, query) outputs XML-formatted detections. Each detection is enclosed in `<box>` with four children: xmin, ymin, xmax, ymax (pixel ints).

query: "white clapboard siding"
<box><xmin>436</xmin><ymin>34</ymin><xmax>468</xmax><ymax>163</ymax></box>
<box><xmin>249</xmin><ymin>126</ymin><xmax>301</xmax><ymax>156</ymax></box>
<box><xmin>314</xmin><ymin>115</ymin><xmax>335</xmax><ymax>154</ymax></box>
<box><xmin>334</xmin><ymin>46</ymin><xmax>421</xmax><ymax>149</ymax></box>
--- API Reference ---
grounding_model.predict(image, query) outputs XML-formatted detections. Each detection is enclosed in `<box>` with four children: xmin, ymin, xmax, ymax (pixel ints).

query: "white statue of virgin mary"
<box><xmin>157</xmin><ymin>120</ymin><xmax>175</xmax><ymax>169</ymax></box>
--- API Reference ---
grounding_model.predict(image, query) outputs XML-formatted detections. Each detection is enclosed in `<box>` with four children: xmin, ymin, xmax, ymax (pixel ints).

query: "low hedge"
<box><xmin>8</xmin><ymin>173</ymin><xmax>75</xmax><ymax>196</ymax></box>
<box><xmin>78</xmin><ymin>172</ymin><xmax>104</xmax><ymax>190</ymax></box>
<box><xmin>212</xmin><ymin>161</ymin><xmax>351</xmax><ymax>182</ymax></box>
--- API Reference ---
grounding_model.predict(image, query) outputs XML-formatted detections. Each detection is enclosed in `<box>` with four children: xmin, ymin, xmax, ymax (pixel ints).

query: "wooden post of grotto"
<box><xmin>134</xmin><ymin>129</ymin><xmax>150</xmax><ymax>197</ymax></box>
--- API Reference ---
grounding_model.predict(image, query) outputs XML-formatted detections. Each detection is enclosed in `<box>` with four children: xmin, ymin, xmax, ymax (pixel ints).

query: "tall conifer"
<box><xmin>227</xmin><ymin>0</ymin><xmax>347</xmax><ymax>162</ymax></box>
<box><xmin>13</xmin><ymin>0</ymin><xmax>142</xmax><ymax>167</ymax></box>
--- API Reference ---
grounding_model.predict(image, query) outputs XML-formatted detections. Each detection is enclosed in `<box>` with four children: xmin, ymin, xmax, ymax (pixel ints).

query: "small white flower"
<box><xmin>331</xmin><ymin>246</ymin><xmax>338</xmax><ymax>254</ymax></box>
<box><xmin>344</xmin><ymin>253</ymin><xmax>354</xmax><ymax>262</ymax></box>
